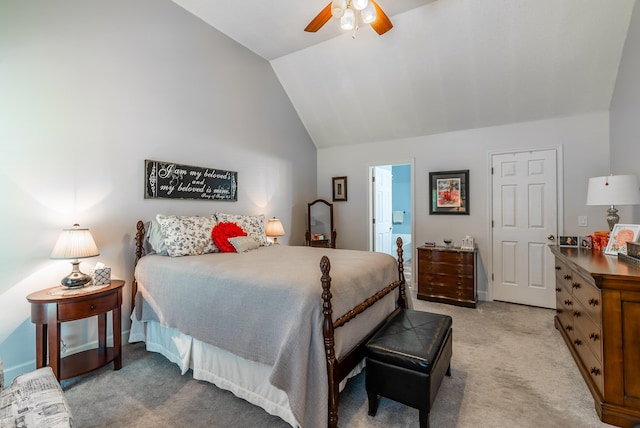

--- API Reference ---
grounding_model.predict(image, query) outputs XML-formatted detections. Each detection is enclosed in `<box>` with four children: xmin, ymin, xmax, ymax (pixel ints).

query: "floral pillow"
<box><xmin>215</xmin><ymin>213</ymin><xmax>270</xmax><ymax>246</ymax></box>
<box><xmin>156</xmin><ymin>214</ymin><xmax>218</xmax><ymax>257</ymax></box>
<box><xmin>212</xmin><ymin>222</ymin><xmax>247</xmax><ymax>252</ymax></box>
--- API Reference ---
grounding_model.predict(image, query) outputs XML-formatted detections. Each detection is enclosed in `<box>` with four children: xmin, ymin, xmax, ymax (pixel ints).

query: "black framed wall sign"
<box><xmin>144</xmin><ymin>160</ymin><xmax>238</xmax><ymax>201</ymax></box>
<box><xmin>429</xmin><ymin>170</ymin><xmax>469</xmax><ymax>215</ymax></box>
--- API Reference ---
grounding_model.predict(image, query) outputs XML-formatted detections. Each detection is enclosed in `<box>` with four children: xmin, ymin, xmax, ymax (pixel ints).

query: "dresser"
<box><xmin>550</xmin><ymin>246</ymin><xmax>640</xmax><ymax>427</ymax></box>
<box><xmin>417</xmin><ymin>246</ymin><xmax>477</xmax><ymax>308</ymax></box>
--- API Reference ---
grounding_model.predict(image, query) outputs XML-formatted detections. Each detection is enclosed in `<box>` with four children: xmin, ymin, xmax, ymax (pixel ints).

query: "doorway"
<box><xmin>369</xmin><ymin>162</ymin><xmax>414</xmax><ymax>283</ymax></box>
<box><xmin>490</xmin><ymin>147</ymin><xmax>563</xmax><ymax>308</ymax></box>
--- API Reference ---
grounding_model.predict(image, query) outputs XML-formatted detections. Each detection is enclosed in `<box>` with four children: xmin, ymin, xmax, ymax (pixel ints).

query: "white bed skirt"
<box><xmin>129</xmin><ymin>315</ymin><xmax>363</xmax><ymax>427</ymax></box>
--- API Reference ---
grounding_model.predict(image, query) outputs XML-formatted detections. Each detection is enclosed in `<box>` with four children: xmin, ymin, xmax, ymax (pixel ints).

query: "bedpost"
<box><xmin>132</xmin><ymin>220</ymin><xmax>145</xmax><ymax>315</ymax></box>
<box><xmin>320</xmin><ymin>256</ymin><xmax>339</xmax><ymax>428</ymax></box>
<box><xmin>396</xmin><ymin>237</ymin><xmax>408</xmax><ymax>309</ymax></box>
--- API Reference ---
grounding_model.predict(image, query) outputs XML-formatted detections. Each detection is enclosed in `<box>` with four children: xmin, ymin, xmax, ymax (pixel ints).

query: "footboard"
<box><xmin>322</xmin><ymin>238</ymin><xmax>407</xmax><ymax>428</ymax></box>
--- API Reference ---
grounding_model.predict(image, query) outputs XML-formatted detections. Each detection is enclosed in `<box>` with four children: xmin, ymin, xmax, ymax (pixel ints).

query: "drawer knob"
<box><xmin>556</xmin><ymin>287</ymin><xmax>561</xmax><ymax>293</ymax></box>
<box><xmin>456</xmin><ymin>280</ymin><xmax>462</xmax><ymax>285</ymax></box>
<box><xmin>573</xmin><ymin>311</ymin><xmax>581</xmax><ymax>317</ymax></box>
<box><xmin>574</xmin><ymin>339</ymin><xmax>582</xmax><ymax>346</ymax></box>
<box><xmin>565</xmin><ymin>325</ymin><xmax>572</xmax><ymax>332</ymax></box>
<box><xmin>572</xmin><ymin>282</ymin><xmax>580</xmax><ymax>289</ymax></box>
<box><xmin>588</xmin><ymin>298</ymin><xmax>599</xmax><ymax>307</ymax></box>
<box><xmin>564</xmin><ymin>274</ymin><xmax>572</xmax><ymax>280</ymax></box>
<box><xmin>556</xmin><ymin>309</ymin><xmax>562</xmax><ymax>315</ymax></box>
<box><xmin>589</xmin><ymin>332</ymin><xmax>600</xmax><ymax>341</ymax></box>
<box><xmin>456</xmin><ymin>268</ymin><xmax>463</xmax><ymax>274</ymax></box>
<box><xmin>90</xmin><ymin>304</ymin><xmax>96</xmax><ymax>310</ymax></box>
<box><xmin>564</xmin><ymin>299</ymin><xmax>572</xmax><ymax>306</ymax></box>
<box><xmin>590</xmin><ymin>367</ymin><xmax>601</xmax><ymax>376</ymax></box>
<box><xmin>555</xmin><ymin>266</ymin><xmax>561</xmax><ymax>271</ymax></box>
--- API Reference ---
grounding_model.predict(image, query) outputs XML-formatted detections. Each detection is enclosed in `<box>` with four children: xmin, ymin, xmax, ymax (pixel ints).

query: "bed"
<box><xmin>129</xmin><ymin>216</ymin><xmax>408</xmax><ymax>428</ymax></box>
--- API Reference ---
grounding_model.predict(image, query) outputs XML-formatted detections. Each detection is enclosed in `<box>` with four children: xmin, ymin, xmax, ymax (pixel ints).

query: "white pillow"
<box><xmin>145</xmin><ymin>220</ymin><xmax>169</xmax><ymax>256</ymax></box>
<box><xmin>156</xmin><ymin>214</ymin><xmax>218</xmax><ymax>257</ymax></box>
<box><xmin>214</xmin><ymin>213</ymin><xmax>270</xmax><ymax>246</ymax></box>
<box><xmin>228</xmin><ymin>236</ymin><xmax>260</xmax><ymax>253</ymax></box>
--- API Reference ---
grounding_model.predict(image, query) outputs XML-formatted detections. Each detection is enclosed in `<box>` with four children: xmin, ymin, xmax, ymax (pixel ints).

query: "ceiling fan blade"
<box><xmin>370</xmin><ymin>0</ymin><xmax>393</xmax><ymax>35</ymax></box>
<box><xmin>305</xmin><ymin>3</ymin><xmax>333</xmax><ymax>32</ymax></box>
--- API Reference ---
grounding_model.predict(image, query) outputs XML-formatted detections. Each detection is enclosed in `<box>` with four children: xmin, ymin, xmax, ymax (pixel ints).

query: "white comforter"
<box><xmin>133</xmin><ymin>245</ymin><xmax>401</xmax><ymax>428</ymax></box>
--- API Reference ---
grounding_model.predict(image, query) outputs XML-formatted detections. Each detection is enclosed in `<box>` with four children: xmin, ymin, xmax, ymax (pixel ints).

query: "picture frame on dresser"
<box><xmin>604</xmin><ymin>224</ymin><xmax>640</xmax><ymax>255</ymax></box>
<box><xmin>429</xmin><ymin>170</ymin><xmax>469</xmax><ymax>215</ymax></box>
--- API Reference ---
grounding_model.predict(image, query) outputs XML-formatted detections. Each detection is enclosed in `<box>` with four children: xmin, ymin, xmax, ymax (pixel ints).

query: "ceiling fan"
<box><xmin>304</xmin><ymin>0</ymin><xmax>393</xmax><ymax>35</ymax></box>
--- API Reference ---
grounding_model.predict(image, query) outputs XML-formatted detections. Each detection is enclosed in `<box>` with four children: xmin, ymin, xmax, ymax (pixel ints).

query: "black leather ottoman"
<box><xmin>365</xmin><ymin>309</ymin><xmax>452</xmax><ymax>428</ymax></box>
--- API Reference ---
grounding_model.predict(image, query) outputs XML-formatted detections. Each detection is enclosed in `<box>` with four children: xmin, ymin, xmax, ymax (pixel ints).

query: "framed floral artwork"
<box><xmin>429</xmin><ymin>170</ymin><xmax>469</xmax><ymax>215</ymax></box>
<box><xmin>604</xmin><ymin>224</ymin><xmax>640</xmax><ymax>255</ymax></box>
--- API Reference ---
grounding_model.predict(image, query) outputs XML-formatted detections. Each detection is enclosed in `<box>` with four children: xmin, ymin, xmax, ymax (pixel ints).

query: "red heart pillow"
<box><xmin>212</xmin><ymin>222</ymin><xmax>247</xmax><ymax>252</ymax></box>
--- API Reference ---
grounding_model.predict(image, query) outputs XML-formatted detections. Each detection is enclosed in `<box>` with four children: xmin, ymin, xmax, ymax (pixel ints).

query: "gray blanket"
<box><xmin>134</xmin><ymin>245</ymin><xmax>400</xmax><ymax>428</ymax></box>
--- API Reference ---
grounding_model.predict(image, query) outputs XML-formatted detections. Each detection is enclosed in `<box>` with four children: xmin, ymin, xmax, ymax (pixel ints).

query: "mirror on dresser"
<box><xmin>305</xmin><ymin>199</ymin><xmax>336</xmax><ymax>248</ymax></box>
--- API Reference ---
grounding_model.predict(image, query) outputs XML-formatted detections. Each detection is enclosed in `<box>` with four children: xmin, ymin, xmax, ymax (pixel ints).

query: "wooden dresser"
<box><xmin>550</xmin><ymin>246</ymin><xmax>640</xmax><ymax>427</ymax></box>
<box><xmin>417</xmin><ymin>246</ymin><xmax>477</xmax><ymax>308</ymax></box>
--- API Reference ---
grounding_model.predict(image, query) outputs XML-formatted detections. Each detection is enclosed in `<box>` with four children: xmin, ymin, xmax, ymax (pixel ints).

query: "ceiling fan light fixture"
<box><xmin>361</xmin><ymin>1</ymin><xmax>376</xmax><ymax>24</ymax></box>
<box><xmin>340</xmin><ymin>7</ymin><xmax>355</xmax><ymax>30</ymax></box>
<box><xmin>353</xmin><ymin>0</ymin><xmax>369</xmax><ymax>11</ymax></box>
<box><xmin>331</xmin><ymin>0</ymin><xmax>346</xmax><ymax>18</ymax></box>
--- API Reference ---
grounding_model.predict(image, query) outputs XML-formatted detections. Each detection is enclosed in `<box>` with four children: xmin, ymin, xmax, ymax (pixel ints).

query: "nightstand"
<box><xmin>27</xmin><ymin>280</ymin><xmax>125</xmax><ymax>380</ymax></box>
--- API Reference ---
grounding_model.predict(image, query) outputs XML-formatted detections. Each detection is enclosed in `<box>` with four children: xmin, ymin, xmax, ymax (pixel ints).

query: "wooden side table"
<box><xmin>27</xmin><ymin>279</ymin><xmax>125</xmax><ymax>380</ymax></box>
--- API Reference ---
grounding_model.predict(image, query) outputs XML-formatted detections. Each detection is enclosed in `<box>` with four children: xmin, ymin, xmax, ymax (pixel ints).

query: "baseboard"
<box><xmin>3</xmin><ymin>329</ymin><xmax>131</xmax><ymax>384</ymax></box>
<box><xmin>477</xmin><ymin>290</ymin><xmax>489</xmax><ymax>302</ymax></box>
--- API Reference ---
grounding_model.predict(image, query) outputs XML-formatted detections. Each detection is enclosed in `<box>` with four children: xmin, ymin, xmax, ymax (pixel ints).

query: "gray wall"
<box><xmin>0</xmin><ymin>0</ymin><xmax>317</xmax><ymax>381</ymax></box>
<box><xmin>318</xmin><ymin>112</ymin><xmax>611</xmax><ymax>300</ymax></box>
<box><xmin>611</xmin><ymin>1</ymin><xmax>640</xmax><ymax>224</ymax></box>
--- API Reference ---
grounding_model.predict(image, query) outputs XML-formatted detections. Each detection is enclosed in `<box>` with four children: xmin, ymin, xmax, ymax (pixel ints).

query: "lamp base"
<box><xmin>60</xmin><ymin>260</ymin><xmax>92</xmax><ymax>288</ymax></box>
<box><xmin>606</xmin><ymin>205</ymin><xmax>620</xmax><ymax>231</ymax></box>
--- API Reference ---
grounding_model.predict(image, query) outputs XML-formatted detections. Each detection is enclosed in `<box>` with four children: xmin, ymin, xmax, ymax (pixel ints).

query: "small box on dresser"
<box><xmin>417</xmin><ymin>246</ymin><xmax>477</xmax><ymax>308</ymax></box>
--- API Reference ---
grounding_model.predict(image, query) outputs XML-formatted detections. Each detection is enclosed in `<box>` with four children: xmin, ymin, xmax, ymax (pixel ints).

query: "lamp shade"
<box><xmin>265</xmin><ymin>218</ymin><xmax>285</xmax><ymax>237</ymax></box>
<box><xmin>50</xmin><ymin>224</ymin><xmax>100</xmax><ymax>260</ymax></box>
<box><xmin>586</xmin><ymin>175</ymin><xmax>640</xmax><ymax>206</ymax></box>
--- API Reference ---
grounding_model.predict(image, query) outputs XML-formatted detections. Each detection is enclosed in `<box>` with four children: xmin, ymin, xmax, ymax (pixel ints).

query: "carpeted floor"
<box><xmin>62</xmin><ymin>294</ymin><xmax>614</xmax><ymax>427</ymax></box>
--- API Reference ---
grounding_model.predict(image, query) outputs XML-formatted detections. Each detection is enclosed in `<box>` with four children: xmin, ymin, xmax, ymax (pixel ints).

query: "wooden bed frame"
<box><xmin>132</xmin><ymin>220</ymin><xmax>407</xmax><ymax>428</ymax></box>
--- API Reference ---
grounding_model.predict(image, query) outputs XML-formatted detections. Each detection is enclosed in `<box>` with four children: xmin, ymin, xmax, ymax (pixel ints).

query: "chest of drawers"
<box><xmin>551</xmin><ymin>246</ymin><xmax>640</xmax><ymax>428</ymax></box>
<box><xmin>417</xmin><ymin>246</ymin><xmax>477</xmax><ymax>308</ymax></box>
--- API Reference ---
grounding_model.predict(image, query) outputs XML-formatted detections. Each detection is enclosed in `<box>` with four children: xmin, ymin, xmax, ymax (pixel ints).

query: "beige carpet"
<box><xmin>62</xmin><ymin>292</ymin><xmax>614</xmax><ymax>427</ymax></box>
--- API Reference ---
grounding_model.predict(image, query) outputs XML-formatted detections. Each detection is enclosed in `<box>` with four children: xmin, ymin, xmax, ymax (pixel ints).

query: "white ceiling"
<box><xmin>173</xmin><ymin>0</ymin><xmax>636</xmax><ymax>149</ymax></box>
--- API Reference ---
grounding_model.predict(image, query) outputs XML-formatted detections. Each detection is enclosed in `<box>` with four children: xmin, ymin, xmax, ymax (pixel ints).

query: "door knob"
<box><xmin>547</xmin><ymin>235</ymin><xmax>555</xmax><ymax>241</ymax></box>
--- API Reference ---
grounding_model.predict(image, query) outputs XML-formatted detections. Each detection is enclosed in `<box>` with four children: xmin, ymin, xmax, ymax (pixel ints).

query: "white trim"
<box><xmin>366</xmin><ymin>159</ymin><xmax>416</xmax><ymax>264</ymax></box>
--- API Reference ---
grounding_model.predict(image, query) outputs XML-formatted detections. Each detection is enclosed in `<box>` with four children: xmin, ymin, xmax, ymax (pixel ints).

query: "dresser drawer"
<box><xmin>421</xmin><ymin>262</ymin><xmax>474</xmax><ymax>277</ymax></box>
<box><xmin>58</xmin><ymin>292</ymin><xmax>117</xmax><ymax>321</ymax></box>
<box><xmin>571</xmin><ymin>277</ymin><xmax>602</xmax><ymax>324</ymax></box>
<box><xmin>419</xmin><ymin>272</ymin><xmax>474</xmax><ymax>289</ymax></box>
<box><xmin>572</xmin><ymin>299</ymin><xmax>603</xmax><ymax>363</ymax></box>
<box><xmin>573</xmin><ymin>331</ymin><xmax>604</xmax><ymax>395</ymax></box>
<box><xmin>422</xmin><ymin>283</ymin><xmax>474</xmax><ymax>301</ymax></box>
<box><xmin>418</xmin><ymin>250</ymin><xmax>471</xmax><ymax>264</ymax></box>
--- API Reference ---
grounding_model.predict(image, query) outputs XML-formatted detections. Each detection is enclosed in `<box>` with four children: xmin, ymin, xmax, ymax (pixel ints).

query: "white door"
<box><xmin>492</xmin><ymin>149</ymin><xmax>558</xmax><ymax>308</ymax></box>
<box><xmin>373</xmin><ymin>166</ymin><xmax>393</xmax><ymax>255</ymax></box>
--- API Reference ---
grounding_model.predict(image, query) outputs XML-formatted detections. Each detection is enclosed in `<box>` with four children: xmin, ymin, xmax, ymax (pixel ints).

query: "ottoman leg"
<box><xmin>367</xmin><ymin>390</ymin><xmax>379</xmax><ymax>416</ymax></box>
<box><xmin>419</xmin><ymin>409</ymin><xmax>430</xmax><ymax>428</ymax></box>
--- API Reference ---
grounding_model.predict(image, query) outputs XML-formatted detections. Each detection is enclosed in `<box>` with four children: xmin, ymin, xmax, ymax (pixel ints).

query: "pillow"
<box><xmin>156</xmin><ymin>214</ymin><xmax>218</xmax><ymax>257</ymax></box>
<box><xmin>228</xmin><ymin>236</ymin><xmax>260</xmax><ymax>253</ymax></box>
<box><xmin>214</xmin><ymin>213</ymin><xmax>270</xmax><ymax>246</ymax></box>
<box><xmin>212</xmin><ymin>222</ymin><xmax>247</xmax><ymax>252</ymax></box>
<box><xmin>145</xmin><ymin>220</ymin><xmax>169</xmax><ymax>256</ymax></box>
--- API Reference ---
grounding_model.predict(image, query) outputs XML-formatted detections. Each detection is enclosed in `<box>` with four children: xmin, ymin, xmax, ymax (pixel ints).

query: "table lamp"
<box><xmin>50</xmin><ymin>224</ymin><xmax>100</xmax><ymax>288</ymax></box>
<box><xmin>265</xmin><ymin>218</ymin><xmax>285</xmax><ymax>245</ymax></box>
<box><xmin>586</xmin><ymin>175</ymin><xmax>640</xmax><ymax>231</ymax></box>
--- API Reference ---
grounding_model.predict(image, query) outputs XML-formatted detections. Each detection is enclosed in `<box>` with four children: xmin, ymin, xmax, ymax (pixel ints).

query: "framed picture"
<box><xmin>604</xmin><ymin>224</ymin><xmax>640</xmax><ymax>255</ymax></box>
<box><xmin>559</xmin><ymin>236</ymin><xmax>579</xmax><ymax>247</ymax></box>
<box><xmin>332</xmin><ymin>176</ymin><xmax>347</xmax><ymax>201</ymax></box>
<box><xmin>579</xmin><ymin>236</ymin><xmax>592</xmax><ymax>249</ymax></box>
<box><xmin>429</xmin><ymin>170</ymin><xmax>469</xmax><ymax>215</ymax></box>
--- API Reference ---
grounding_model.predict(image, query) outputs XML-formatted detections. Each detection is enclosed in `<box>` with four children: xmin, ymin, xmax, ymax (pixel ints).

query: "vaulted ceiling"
<box><xmin>173</xmin><ymin>0</ymin><xmax>636</xmax><ymax>149</ymax></box>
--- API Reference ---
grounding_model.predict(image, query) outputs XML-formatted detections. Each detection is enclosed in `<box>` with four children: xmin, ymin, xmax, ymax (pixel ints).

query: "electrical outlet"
<box><xmin>578</xmin><ymin>216</ymin><xmax>588</xmax><ymax>227</ymax></box>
